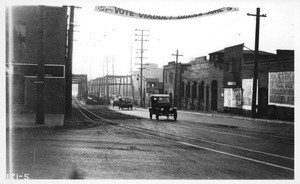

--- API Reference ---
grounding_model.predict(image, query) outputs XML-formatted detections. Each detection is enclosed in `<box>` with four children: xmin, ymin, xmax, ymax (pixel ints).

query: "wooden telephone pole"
<box><xmin>247</xmin><ymin>8</ymin><xmax>266</xmax><ymax>118</ymax></box>
<box><xmin>135</xmin><ymin>29</ymin><xmax>149</xmax><ymax>107</ymax></box>
<box><xmin>36</xmin><ymin>6</ymin><xmax>45</xmax><ymax>124</ymax></box>
<box><xmin>172</xmin><ymin>50</ymin><xmax>183</xmax><ymax>108</ymax></box>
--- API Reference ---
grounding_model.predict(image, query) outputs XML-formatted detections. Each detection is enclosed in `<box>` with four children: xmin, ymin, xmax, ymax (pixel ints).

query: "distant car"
<box><xmin>87</xmin><ymin>95</ymin><xmax>106</xmax><ymax>105</ymax></box>
<box><xmin>112</xmin><ymin>98</ymin><xmax>121</xmax><ymax>108</ymax></box>
<box><xmin>119</xmin><ymin>97</ymin><xmax>133</xmax><ymax>110</ymax></box>
<box><xmin>86</xmin><ymin>96</ymin><xmax>99</xmax><ymax>105</ymax></box>
<box><xmin>149</xmin><ymin>94</ymin><xmax>177</xmax><ymax>120</ymax></box>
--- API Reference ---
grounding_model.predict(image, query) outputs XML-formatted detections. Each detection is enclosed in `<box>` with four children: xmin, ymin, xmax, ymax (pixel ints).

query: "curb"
<box><xmin>132</xmin><ymin>106</ymin><xmax>293</xmax><ymax>125</ymax></box>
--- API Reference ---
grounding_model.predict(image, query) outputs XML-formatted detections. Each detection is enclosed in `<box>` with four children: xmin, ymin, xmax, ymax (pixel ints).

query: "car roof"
<box><xmin>150</xmin><ymin>94</ymin><xmax>170</xmax><ymax>98</ymax></box>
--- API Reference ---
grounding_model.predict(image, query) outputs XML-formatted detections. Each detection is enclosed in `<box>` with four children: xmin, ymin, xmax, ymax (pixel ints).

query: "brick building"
<box><xmin>6</xmin><ymin>6</ymin><xmax>67</xmax><ymax>115</ymax></box>
<box><xmin>163</xmin><ymin>44</ymin><xmax>293</xmax><ymax>121</ymax></box>
<box><xmin>163</xmin><ymin>61</ymin><xmax>190</xmax><ymax>108</ymax></box>
<box><xmin>241</xmin><ymin>50</ymin><xmax>294</xmax><ymax>120</ymax></box>
<box><xmin>163</xmin><ymin>56</ymin><xmax>224</xmax><ymax>111</ymax></box>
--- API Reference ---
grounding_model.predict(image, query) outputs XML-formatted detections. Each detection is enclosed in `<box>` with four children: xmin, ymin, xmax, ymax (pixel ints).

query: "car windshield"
<box><xmin>122</xmin><ymin>98</ymin><xmax>132</xmax><ymax>101</ymax></box>
<box><xmin>154</xmin><ymin>97</ymin><xmax>169</xmax><ymax>103</ymax></box>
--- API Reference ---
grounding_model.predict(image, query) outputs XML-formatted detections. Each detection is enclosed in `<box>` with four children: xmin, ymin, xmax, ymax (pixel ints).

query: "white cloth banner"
<box><xmin>95</xmin><ymin>6</ymin><xmax>239</xmax><ymax>20</ymax></box>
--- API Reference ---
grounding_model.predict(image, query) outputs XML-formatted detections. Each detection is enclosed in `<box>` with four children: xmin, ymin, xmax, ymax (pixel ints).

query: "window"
<box><xmin>200</xmin><ymin>81</ymin><xmax>204</xmax><ymax>100</ymax></box>
<box><xmin>169</xmin><ymin>71</ymin><xmax>174</xmax><ymax>83</ymax></box>
<box><xmin>186</xmin><ymin>82</ymin><xmax>190</xmax><ymax>98</ymax></box>
<box><xmin>193</xmin><ymin>81</ymin><xmax>197</xmax><ymax>99</ymax></box>
<box><xmin>227</xmin><ymin>58</ymin><xmax>239</xmax><ymax>72</ymax></box>
<box><xmin>181</xmin><ymin>82</ymin><xmax>185</xmax><ymax>97</ymax></box>
<box><xmin>165</xmin><ymin>71</ymin><xmax>168</xmax><ymax>83</ymax></box>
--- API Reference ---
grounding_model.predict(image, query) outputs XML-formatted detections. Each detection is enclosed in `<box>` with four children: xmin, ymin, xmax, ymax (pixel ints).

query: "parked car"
<box><xmin>86</xmin><ymin>95</ymin><xmax>107</xmax><ymax>105</ymax></box>
<box><xmin>149</xmin><ymin>94</ymin><xmax>177</xmax><ymax>120</ymax></box>
<box><xmin>112</xmin><ymin>97</ymin><xmax>121</xmax><ymax>108</ymax></box>
<box><xmin>119</xmin><ymin>97</ymin><xmax>133</xmax><ymax>110</ymax></box>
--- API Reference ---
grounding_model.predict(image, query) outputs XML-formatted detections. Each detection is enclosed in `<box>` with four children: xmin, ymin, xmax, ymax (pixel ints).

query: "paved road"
<box><xmin>7</xmin><ymin>105</ymin><xmax>294</xmax><ymax>179</ymax></box>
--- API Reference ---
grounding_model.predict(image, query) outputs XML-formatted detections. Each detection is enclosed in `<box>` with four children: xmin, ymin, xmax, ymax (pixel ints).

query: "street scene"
<box><xmin>4</xmin><ymin>0</ymin><xmax>297</xmax><ymax>181</ymax></box>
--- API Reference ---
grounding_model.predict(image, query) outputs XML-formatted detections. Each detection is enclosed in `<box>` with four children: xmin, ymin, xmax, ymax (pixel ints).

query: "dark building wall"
<box><xmin>241</xmin><ymin>54</ymin><xmax>294</xmax><ymax>120</ymax></box>
<box><xmin>25</xmin><ymin>78</ymin><xmax>65</xmax><ymax>113</ymax></box>
<box><xmin>9</xmin><ymin>6</ymin><xmax>67</xmax><ymax>114</ymax></box>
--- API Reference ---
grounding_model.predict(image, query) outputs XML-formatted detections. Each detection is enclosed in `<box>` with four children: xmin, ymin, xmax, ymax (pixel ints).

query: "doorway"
<box><xmin>211</xmin><ymin>80</ymin><xmax>218</xmax><ymax>111</ymax></box>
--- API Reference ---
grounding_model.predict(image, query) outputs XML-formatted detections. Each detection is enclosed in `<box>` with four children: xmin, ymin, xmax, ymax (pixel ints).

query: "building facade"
<box><xmin>6</xmin><ymin>6</ymin><xmax>67</xmax><ymax>114</ymax></box>
<box><xmin>163</xmin><ymin>44</ymin><xmax>294</xmax><ymax>121</ymax></box>
<box><xmin>132</xmin><ymin>63</ymin><xmax>163</xmax><ymax>103</ymax></box>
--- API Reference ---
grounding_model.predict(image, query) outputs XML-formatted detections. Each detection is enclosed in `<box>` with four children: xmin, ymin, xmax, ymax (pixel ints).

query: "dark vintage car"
<box><xmin>119</xmin><ymin>97</ymin><xmax>133</xmax><ymax>110</ymax></box>
<box><xmin>86</xmin><ymin>95</ymin><xmax>106</xmax><ymax>105</ymax></box>
<box><xmin>149</xmin><ymin>94</ymin><xmax>177</xmax><ymax>120</ymax></box>
<box><xmin>112</xmin><ymin>98</ymin><xmax>121</xmax><ymax>108</ymax></box>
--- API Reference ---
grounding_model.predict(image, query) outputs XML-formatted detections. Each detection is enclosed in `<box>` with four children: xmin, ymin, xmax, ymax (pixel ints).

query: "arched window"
<box><xmin>200</xmin><ymin>81</ymin><xmax>204</xmax><ymax>100</ymax></box>
<box><xmin>181</xmin><ymin>81</ymin><xmax>185</xmax><ymax>97</ymax></box>
<box><xmin>186</xmin><ymin>82</ymin><xmax>190</xmax><ymax>98</ymax></box>
<box><xmin>211</xmin><ymin>80</ymin><xmax>218</xmax><ymax>111</ymax></box>
<box><xmin>193</xmin><ymin>81</ymin><xmax>197</xmax><ymax>99</ymax></box>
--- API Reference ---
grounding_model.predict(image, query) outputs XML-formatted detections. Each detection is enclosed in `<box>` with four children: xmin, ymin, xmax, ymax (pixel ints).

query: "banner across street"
<box><xmin>94</xmin><ymin>6</ymin><xmax>239</xmax><ymax>20</ymax></box>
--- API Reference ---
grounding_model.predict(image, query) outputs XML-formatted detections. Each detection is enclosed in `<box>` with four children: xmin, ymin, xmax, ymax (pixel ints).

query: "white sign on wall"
<box><xmin>224</xmin><ymin>88</ymin><xmax>242</xmax><ymax>108</ymax></box>
<box><xmin>242</xmin><ymin>79</ymin><xmax>258</xmax><ymax>110</ymax></box>
<box><xmin>268</xmin><ymin>71</ymin><xmax>294</xmax><ymax>107</ymax></box>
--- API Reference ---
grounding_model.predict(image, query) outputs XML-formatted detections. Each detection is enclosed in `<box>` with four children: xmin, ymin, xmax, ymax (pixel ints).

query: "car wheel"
<box><xmin>156</xmin><ymin>113</ymin><xmax>159</xmax><ymax>120</ymax></box>
<box><xmin>149</xmin><ymin>112</ymin><xmax>152</xmax><ymax>119</ymax></box>
<box><xmin>174</xmin><ymin>111</ymin><xmax>177</xmax><ymax>121</ymax></box>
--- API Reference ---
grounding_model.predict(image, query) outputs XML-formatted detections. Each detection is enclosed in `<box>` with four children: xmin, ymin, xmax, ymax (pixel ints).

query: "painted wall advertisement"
<box><xmin>268</xmin><ymin>71</ymin><xmax>294</xmax><ymax>107</ymax></box>
<box><xmin>191</xmin><ymin>57</ymin><xmax>209</xmax><ymax>79</ymax></box>
<box><xmin>224</xmin><ymin>88</ymin><xmax>242</xmax><ymax>108</ymax></box>
<box><xmin>242</xmin><ymin>79</ymin><xmax>258</xmax><ymax>110</ymax></box>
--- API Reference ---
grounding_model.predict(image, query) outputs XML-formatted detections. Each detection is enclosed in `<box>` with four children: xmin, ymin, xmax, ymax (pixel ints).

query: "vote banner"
<box><xmin>268</xmin><ymin>72</ymin><xmax>294</xmax><ymax>107</ymax></box>
<box><xmin>95</xmin><ymin>6</ymin><xmax>239</xmax><ymax>20</ymax></box>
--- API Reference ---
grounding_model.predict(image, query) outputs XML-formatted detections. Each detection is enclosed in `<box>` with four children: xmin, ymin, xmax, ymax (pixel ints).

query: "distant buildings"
<box><xmin>132</xmin><ymin>63</ymin><xmax>163</xmax><ymax>105</ymax></box>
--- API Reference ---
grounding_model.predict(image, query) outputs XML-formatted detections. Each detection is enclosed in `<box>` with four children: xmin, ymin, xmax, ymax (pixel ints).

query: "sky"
<box><xmin>1</xmin><ymin>0</ymin><xmax>299</xmax><ymax>80</ymax></box>
<box><xmin>69</xmin><ymin>0</ymin><xmax>298</xmax><ymax>80</ymax></box>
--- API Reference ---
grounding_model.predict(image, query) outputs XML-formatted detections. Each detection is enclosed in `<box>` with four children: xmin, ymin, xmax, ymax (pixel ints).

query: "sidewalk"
<box><xmin>133</xmin><ymin>106</ymin><xmax>294</xmax><ymax>125</ymax></box>
<box><xmin>7</xmin><ymin>113</ymin><xmax>64</xmax><ymax>129</ymax></box>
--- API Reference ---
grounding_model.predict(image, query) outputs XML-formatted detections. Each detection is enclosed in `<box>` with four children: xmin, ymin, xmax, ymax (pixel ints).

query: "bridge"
<box><xmin>88</xmin><ymin>75</ymin><xmax>134</xmax><ymax>102</ymax></box>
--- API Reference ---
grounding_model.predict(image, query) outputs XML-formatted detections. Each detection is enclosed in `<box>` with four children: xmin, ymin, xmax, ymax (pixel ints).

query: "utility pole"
<box><xmin>247</xmin><ymin>8</ymin><xmax>266</xmax><ymax>118</ymax></box>
<box><xmin>36</xmin><ymin>6</ymin><xmax>45</xmax><ymax>124</ymax></box>
<box><xmin>135</xmin><ymin>29</ymin><xmax>149</xmax><ymax>107</ymax></box>
<box><xmin>65</xmin><ymin>5</ymin><xmax>78</xmax><ymax>118</ymax></box>
<box><xmin>172</xmin><ymin>49</ymin><xmax>183</xmax><ymax>108</ymax></box>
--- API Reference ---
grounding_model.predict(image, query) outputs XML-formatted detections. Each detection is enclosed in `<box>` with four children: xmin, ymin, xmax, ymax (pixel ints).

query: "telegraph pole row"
<box><xmin>135</xmin><ymin>29</ymin><xmax>149</xmax><ymax>107</ymax></box>
<box><xmin>247</xmin><ymin>8</ymin><xmax>266</xmax><ymax>118</ymax></box>
<box><xmin>172</xmin><ymin>50</ymin><xmax>183</xmax><ymax>108</ymax></box>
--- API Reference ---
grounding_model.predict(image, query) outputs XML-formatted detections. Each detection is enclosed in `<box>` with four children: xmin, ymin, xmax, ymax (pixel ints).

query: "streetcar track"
<box><xmin>73</xmin><ymin>97</ymin><xmax>294</xmax><ymax>172</ymax></box>
<box><xmin>121</xmin><ymin>107</ymin><xmax>294</xmax><ymax>141</ymax></box>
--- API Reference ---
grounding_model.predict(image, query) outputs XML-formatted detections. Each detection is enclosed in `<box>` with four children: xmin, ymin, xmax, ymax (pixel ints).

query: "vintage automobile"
<box><xmin>112</xmin><ymin>97</ymin><xmax>121</xmax><ymax>108</ymax></box>
<box><xmin>149</xmin><ymin>94</ymin><xmax>177</xmax><ymax>120</ymax></box>
<box><xmin>119</xmin><ymin>97</ymin><xmax>133</xmax><ymax>110</ymax></box>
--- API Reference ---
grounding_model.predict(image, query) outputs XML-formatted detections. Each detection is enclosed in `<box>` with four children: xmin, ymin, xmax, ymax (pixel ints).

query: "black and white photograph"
<box><xmin>2</xmin><ymin>0</ymin><xmax>298</xmax><ymax>182</ymax></box>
